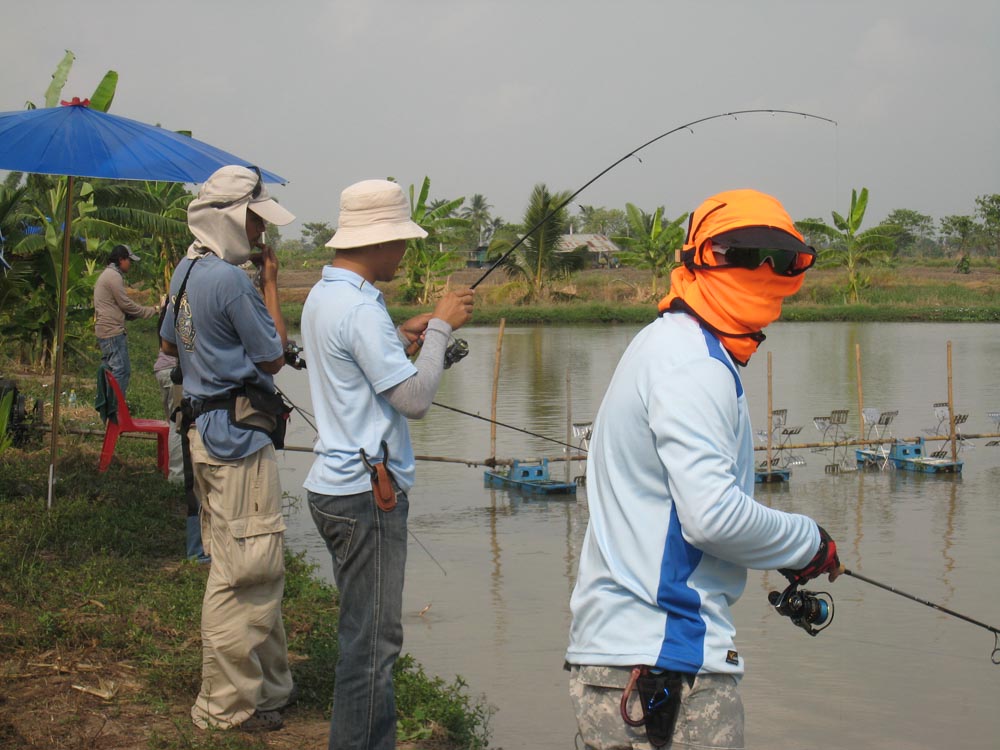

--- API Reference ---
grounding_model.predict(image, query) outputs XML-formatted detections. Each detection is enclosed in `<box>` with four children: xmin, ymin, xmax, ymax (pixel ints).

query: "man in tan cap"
<box><xmin>301</xmin><ymin>179</ymin><xmax>474</xmax><ymax>750</ymax></box>
<box><xmin>93</xmin><ymin>243</ymin><xmax>158</xmax><ymax>395</ymax></box>
<box><xmin>160</xmin><ymin>165</ymin><xmax>297</xmax><ymax>733</ymax></box>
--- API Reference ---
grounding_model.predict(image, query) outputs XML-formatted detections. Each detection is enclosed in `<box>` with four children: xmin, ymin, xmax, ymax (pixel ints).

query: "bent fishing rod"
<box><xmin>470</xmin><ymin>108</ymin><xmax>838</xmax><ymax>290</ymax></box>
<box><xmin>443</xmin><ymin>109</ymin><xmax>838</xmax><ymax>366</ymax></box>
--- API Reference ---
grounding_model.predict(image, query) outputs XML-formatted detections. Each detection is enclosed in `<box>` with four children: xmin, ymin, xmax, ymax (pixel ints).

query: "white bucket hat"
<box><xmin>327</xmin><ymin>179</ymin><xmax>428</xmax><ymax>249</ymax></box>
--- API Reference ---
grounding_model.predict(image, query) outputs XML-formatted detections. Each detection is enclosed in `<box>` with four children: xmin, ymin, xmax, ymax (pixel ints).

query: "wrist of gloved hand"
<box><xmin>779</xmin><ymin>525</ymin><xmax>840</xmax><ymax>585</ymax></box>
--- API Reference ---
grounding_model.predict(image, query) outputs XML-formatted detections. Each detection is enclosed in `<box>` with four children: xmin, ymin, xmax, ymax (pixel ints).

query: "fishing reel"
<box><xmin>284</xmin><ymin>340</ymin><xmax>307</xmax><ymax>370</ymax></box>
<box><xmin>768</xmin><ymin>582</ymin><xmax>834</xmax><ymax>637</ymax></box>
<box><xmin>443</xmin><ymin>337</ymin><xmax>469</xmax><ymax>369</ymax></box>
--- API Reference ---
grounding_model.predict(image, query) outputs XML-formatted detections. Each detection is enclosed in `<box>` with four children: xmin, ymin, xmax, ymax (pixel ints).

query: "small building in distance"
<box><xmin>557</xmin><ymin>233</ymin><xmax>623</xmax><ymax>268</ymax></box>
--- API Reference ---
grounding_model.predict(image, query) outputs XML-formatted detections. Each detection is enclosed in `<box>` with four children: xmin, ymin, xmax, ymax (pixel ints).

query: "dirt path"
<box><xmin>0</xmin><ymin>649</ymin><xmax>438</xmax><ymax>750</ymax></box>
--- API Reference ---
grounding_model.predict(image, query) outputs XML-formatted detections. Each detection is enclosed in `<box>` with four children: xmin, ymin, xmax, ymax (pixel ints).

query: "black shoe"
<box><xmin>237</xmin><ymin>709</ymin><xmax>283</xmax><ymax>732</ymax></box>
<box><xmin>276</xmin><ymin>683</ymin><xmax>299</xmax><ymax>713</ymax></box>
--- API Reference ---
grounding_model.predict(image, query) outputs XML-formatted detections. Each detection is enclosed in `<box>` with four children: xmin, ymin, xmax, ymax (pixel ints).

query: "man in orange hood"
<box><xmin>659</xmin><ymin>188</ymin><xmax>816</xmax><ymax>365</ymax></box>
<box><xmin>566</xmin><ymin>189</ymin><xmax>840</xmax><ymax>749</ymax></box>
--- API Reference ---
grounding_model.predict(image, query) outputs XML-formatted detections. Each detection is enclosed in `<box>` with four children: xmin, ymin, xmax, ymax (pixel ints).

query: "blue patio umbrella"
<box><xmin>0</xmin><ymin>101</ymin><xmax>287</xmax><ymax>183</ymax></box>
<box><xmin>0</xmin><ymin>99</ymin><xmax>289</xmax><ymax>504</ymax></box>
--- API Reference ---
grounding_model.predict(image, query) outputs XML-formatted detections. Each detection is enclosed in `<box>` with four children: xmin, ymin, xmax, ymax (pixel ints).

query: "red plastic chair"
<box><xmin>98</xmin><ymin>371</ymin><xmax>171</xmax><ymax>477</ymax></box>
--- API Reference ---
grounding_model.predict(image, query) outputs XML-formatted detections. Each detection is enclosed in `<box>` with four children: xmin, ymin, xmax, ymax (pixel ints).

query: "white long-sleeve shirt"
<box><xmin>566</xmin><ymin>312</ymin><xmax>820</xmax><ymax>677</ymax></box>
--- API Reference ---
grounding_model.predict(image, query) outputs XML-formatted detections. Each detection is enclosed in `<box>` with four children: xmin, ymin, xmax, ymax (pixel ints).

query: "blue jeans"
<box><xmin>97</xmin><ymin>333</ymin><xmax>131</xmax><ymax>395</ymax></box>
<box><xmin>308</xmin><ymin>488</ymin><xmax>409</xmax><ymax>750</ymax></box>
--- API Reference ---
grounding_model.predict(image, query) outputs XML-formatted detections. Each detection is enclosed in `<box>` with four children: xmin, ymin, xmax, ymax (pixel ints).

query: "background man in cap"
<box><xmin>301</xmin><ymin>178</ymin><xmax>474</xmax><ymax>750</ymax></box>
<box><xmin>93</xmin><ymin>243</ymin><xmax>157</xmax><ymax>395</ymax></box>
<box><xmin>565</xmin><ymin>189</ymin><xmax>842</xmax><ymax>750</ymax></box>
<box><xmin>160</xmin><ymin>165</ymin><xmax>296</xmax><ymax>733</ymax></box>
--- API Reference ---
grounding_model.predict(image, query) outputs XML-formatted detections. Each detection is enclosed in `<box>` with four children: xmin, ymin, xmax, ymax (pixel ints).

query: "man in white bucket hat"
<box><xmin>160</xmin><ymin>165</ymin><xmax>297</xmax><ymax>733</ymax></box>
<box><xmin>301</xmin><ymin>179</ymin><xmax>474</xmax><ymax>750</ymax></box>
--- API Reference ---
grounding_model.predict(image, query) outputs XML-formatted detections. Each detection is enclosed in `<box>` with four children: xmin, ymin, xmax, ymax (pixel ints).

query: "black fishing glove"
<box><xmin>780</xmin><ymin>525</ymin><xmax>841</xmax><ymax>585</ymax></box>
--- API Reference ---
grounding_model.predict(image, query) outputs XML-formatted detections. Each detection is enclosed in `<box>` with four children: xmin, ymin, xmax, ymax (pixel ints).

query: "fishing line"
<box><xmin>276</xmin><ymin>385</ymin><xmax>317</xmax><ymax>433</ymax></box>
<box><xmin>431</xmin><ymin>401</ymin><xmax>587</xmax><ymax>453</ymax></box>
<box><xmin>844</xmin><ymin>568</ymin><xmax>1000</xmax><ymax>664</ymax></box>
<box><xmin>276</xmin><ymin>384</ymin><xmax>449</xmax><ymax>575</ymax></box>
<box><xmin>471</xmin><ymin>108</ymin><xmax>838</xmax><ymax>289</ymax></box>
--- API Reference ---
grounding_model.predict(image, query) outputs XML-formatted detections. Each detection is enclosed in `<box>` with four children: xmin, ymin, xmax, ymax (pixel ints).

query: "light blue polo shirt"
<box><xmin>301</xmin><ymin>266</ymin><xmax>418</xmax><ymax>496</ymax></box>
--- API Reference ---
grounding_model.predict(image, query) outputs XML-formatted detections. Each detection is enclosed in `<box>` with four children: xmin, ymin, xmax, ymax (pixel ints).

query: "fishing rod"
<box><xmin>431</xmin><ymin>401</ymin><xmax>586</xmax><ymax>453</ymax></box>
<box><xmin>275</xmin><ymin>384</ymin><xmax>450</xmax><ymax>577</ymax></box>
<box><xmin>470</xmin><ymin>108</ymin><xmax>837</xmax><ymax>290</ymax></box>
<box><xmin>444</xmin><ymin>109</ymin><xmax>838</xmax><ymax>366</ymax></box>
<box><xmin>843</xmin><ymin>568</ymin><xmax>1000</xmax><ymax>663</ymax></box>
<box><xmin>769</xmin><ymin>566</ymin><xmax>1000</xmax><ymax>663</ymax></box>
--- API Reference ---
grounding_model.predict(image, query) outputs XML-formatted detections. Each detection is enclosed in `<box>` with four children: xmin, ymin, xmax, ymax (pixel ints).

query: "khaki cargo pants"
<box><xmin>188</xmin><ymin>429</ymin><xmax>293</xmax><ymax>730</ymax></box>
<box><xmin>569</xmin><ymin>665</ymin><xmax>744</xmax><ymax>749</ymax></box>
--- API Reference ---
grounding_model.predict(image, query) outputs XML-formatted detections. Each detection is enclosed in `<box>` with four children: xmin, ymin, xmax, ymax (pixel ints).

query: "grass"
<box><xmin>0</xmin><ymin>322</ymin><xmax>493</xmax><ymax>748</ymax></box>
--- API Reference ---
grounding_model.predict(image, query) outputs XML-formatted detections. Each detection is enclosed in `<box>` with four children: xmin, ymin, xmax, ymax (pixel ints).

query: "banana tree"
<box><xmin>94</xmin><ymin>180</ymin><xmax>192</xmax><ymax>290</ymax></box>
<box><xmin>796</xmin><ymin>187</ymin><xmax>892</xmax><ymax>303</ymax></box>
<box><xmin>613</xmin><ymin>204</ymin><xmax>687</xmax><ymax>300</ymax></box>
<box><xmin>404</xmin><ymin>177</ymin><xmax>468</xmax><ymax>304</ymax></box>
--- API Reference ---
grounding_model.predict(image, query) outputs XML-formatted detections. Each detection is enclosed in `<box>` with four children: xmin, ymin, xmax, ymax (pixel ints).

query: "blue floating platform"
<box><xmin>755</xmin><ymin>468</ymin><xmax>791</xmax><ymax>484</ymax></box>
<box><xmin>856</xmin><ymin>437</ymin><xmax>963</xmax><ymax>474</ymax></box>
<box><xmin>484</xmin><ymin>459</ymin><xmax>578</xmax><ymax>495</ymax></box>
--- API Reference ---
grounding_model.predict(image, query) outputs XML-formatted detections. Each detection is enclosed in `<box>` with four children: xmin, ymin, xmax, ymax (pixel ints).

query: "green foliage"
<box><xmin>459</xmin><ymin>193</ymin><xmax>494</xmax><ymax>246</ymax></box>
<box><xmin>974</xmin><ymin>193</ymin><xmax>1000</xmax><ymax>254</ymax></box>
<box><xmin>574</xmin><ymin>205</ymin><xmax>627</xmax><ymax>237</ymax></box>
<box><xmin>939</xmin><ymin>214</ymin><xmax>982</xmax><ymax>256</ymax></box>
<box><xmin>88</xmin><ymin>70</ymin><xmax>119</xmax><ymax>112</ymax></box>
<box><xmin>879</xmin><ymin>208</ymin><xmax>936</xmax><ymax>257</ymax></box>
<box><xmin>0</xmin><ymin>390</ymin><xmax>13</xmax><ymax>455</ymax></box>
<box><xmin>613</xmin><ymin>204</ymin><xmax>686</xmax><ymax>300</ymax></box>
<box><xmin>795</xmin><ymin>187</ymin><xmax>893</xmax><ymax>304</ymax></box>
<box><xmin>487</xmin><ymin>184</ymin><xmax>583</xmax><ymax>301</ymax></box>
<box><xmin>41</xmin><ymin>50</ymin><xmax>76</xmax><ymax>107</ymax></box>
<box><xmin>0</xmin><ymin>440</ymin><xmax>493</xmax><ymax>749</ymax></box>
<box><xmin>301</xmin><ymin>221</ymin><xmax>335</xmax><ymax>249</ymax></box>
<box><xmin>1</xmin><ymin>53</ymin><xmax>175</xmax><ymax>370</ymax></box>
<box><xmin>403</xmin><ymin>176</ymin><xmax>468</xmax><ymax>304</ymax></box>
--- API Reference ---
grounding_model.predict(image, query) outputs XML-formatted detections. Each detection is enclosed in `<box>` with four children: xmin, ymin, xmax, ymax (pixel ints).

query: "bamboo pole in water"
<box><xmin>565</xmin><ymin>368</ymin><xmax>572</xmax><ymax>483</ymax></box>
<box><xmin>948</xmin><ymin>341</ymin><xmax>957</xmax><ymax>463</ymax></box>
<box><xmin>856</xmin><ymin>344</ymin><xmax>865</xmax><ymax>439</ymax></box>
<box><xmin>489</xmin><ymin>319</ymin><xmax>506</xmax><ymax>462</ymax></box>
<box><xmin>766</xmin><ymin>352</ymin><xmax>774</xmax><ymax>471</ymax></box>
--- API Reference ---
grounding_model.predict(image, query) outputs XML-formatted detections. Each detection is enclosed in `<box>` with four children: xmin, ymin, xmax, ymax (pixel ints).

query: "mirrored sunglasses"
<box><xmin>723</xmin><ymin>246</ymin><xmax>815</xmax><ymax>276</ymax></box>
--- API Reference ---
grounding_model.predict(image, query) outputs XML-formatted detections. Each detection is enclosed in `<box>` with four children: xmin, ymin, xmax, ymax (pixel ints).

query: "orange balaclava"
<box><xmin>658</xmin><ymin>189</ymin><xmax>814</xmax><ymax>365</ymax></box>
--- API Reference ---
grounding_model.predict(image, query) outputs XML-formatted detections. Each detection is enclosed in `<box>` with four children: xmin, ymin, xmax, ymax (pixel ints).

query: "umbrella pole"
<box><xmin>47</xmin><ymin>175</ymin><xmax>74</xmax><ymax>509</ymax></box>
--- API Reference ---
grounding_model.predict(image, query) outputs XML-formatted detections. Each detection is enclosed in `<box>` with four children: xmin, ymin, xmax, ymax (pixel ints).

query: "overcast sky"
<box><xmin>2</xmin><ymin>0</ymin><xmax>997</xmax><ymax>238</ymax></box>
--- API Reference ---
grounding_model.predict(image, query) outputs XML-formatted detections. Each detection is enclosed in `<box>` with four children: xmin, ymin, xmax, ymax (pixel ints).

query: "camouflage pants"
<box><xmin>568</xmin><ymin>665</ymin><xmax>744</xmax><ymax>749</ymax></box>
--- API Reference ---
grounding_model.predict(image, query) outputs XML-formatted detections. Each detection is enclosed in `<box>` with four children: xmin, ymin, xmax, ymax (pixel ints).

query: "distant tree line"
<box><xmin>3</xmin><ymin>53</ymin><xmax>998</xmax><ymax>371</ymax></box>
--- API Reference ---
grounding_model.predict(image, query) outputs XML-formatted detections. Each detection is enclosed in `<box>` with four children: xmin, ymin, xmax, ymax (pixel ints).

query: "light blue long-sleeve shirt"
<box><xmin>566</xmin><ymin>312</ymin><xmax>820</xmax><ymax>676</ymax></box>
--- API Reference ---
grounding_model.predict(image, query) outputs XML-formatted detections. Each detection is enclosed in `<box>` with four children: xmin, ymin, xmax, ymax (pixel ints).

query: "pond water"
<box><xmin>275</xmin><ymin>322</ymin><xmax>1000</xmax><ymax>750</ymax></box>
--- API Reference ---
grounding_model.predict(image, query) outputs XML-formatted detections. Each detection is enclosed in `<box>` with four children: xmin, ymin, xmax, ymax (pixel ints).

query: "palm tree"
<box><xmin>796</xmin><ymin>188</ymin><xmax>892</xmax><ymax>304</ymax></box>
<box><xmin>487</xmin><ymin>184</ymin><xmax>583</xmax><ymax>301</ymax></box>
<box><xmin>460</xmin><ymin>193</ymin><xmax>493</xmax><ymax>246</ymax></box>
<box><xmin>613</xmin><ymin>204</ymin><xmax>687</xmax><ymax>300</ymax></box>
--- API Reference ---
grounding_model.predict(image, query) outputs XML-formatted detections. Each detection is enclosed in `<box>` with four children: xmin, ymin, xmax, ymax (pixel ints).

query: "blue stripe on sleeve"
<box><xmin>701</xmin><ymin>328</ymin><xmax>743</xmax><ymax>397</ymax></box>
<box><xmin>656</xmin><ymin>504</ymin><xmax>706</xmax><ymax>671</ymax></box>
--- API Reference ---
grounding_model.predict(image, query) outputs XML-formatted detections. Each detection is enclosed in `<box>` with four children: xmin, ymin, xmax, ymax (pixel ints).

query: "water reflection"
<box><xmin>277</xmin><ymin>322</ymin><xmax>1000</xmax><ymax>750</ymax></box>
